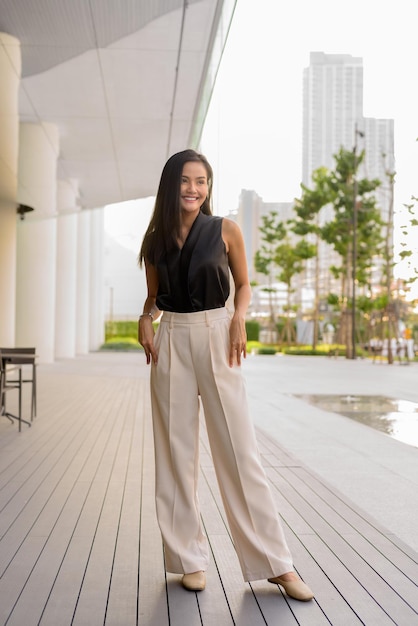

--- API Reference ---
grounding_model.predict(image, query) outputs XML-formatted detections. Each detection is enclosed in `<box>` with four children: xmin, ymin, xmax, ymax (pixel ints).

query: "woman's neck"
<box><xmin>180</xmin><ymin>207</ymin><xmax>200</xmax><ymax>226</ymax></box>
<box><xmin>178</xmin><ymin>208</ymin><xmax>200</xmax><ymax>247</ymax></box>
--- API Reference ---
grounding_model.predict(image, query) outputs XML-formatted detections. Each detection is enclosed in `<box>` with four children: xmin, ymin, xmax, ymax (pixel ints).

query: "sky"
<box><xmin>200</xmin><ymin>0</ymin><xmax>417</xmax><ymax>216</ymax></box>
<box><xmin>105</xmin><ymin>0</ymin><xmax>418</xmax><ymax>288</ymax></box>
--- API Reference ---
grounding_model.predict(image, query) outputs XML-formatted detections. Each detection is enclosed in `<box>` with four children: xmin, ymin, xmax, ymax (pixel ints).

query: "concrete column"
<box><xmin>16</xmin><ymin>122</ymin><xmax>59</xmax><ymax>363</ymax></box>
<box><xmin>89</xmin><ymin>208</ymin><xmax>105</xmax><ymax>351</ymax></box>
<box><xmin>76</xmin><ymin>211</ymin><xmax>91</xmax><ymax>354</ymax></box>
<box><xmin>55</xmin><ymin>180</ymin><xmax>79</xmax><ymax>359</ymax></box>
<box><xmin>0</xmin><ymin>33</ymin><xmax>21</xmax><ymax>345</ymax></box>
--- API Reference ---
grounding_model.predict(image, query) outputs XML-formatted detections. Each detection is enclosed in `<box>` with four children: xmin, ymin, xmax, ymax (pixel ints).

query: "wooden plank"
<box><xmin>72</xmin><ymin>386</ymin><xmax>137</xmax><ymax>626</ymax></box>
<box><xmin>259</xmin><ymin>431</ymin><xmax>418</xmax><ymax>573</ymax></box>
<box><xmin>282</xmin><ymin>531</ymin><xmax>364</xmax><ymax>625</ymax></box>
<box><xmin>199</xmin><ymin>423</ymin><xmax>322</xmax><ymax>625</ymax></box>
<box><xmin>105</xmin><ymin>392</ymin><xmax>145</xmax><ymax>625</ymax></box>
<box><xmin>258</xmin><ymin>429</ymin><xmax>418</xmax><ymax>623</ymax></box>
<box><xmin>291</xmin><ymin>466</ymin><xmax>418</xmax><ymax>569</ymax></box>
<box><xmin>4</xmin><ymin>482</ymin><xmax>91</xmax><ymax>626</ymax></box>
<box><xmin>22</xmin><ymin>378</ymin><xmax>138</xmax><ymax>625</ymax></box>
<box><xmin>260</xmin><ymin>442</ymin><xmax>418</xmax><ymax>620</ymax></box>
<box><xmin>0</xmin><ymin>535</ymin><xmax>47</xmax><ymax>625</ymax></box>
<box><xmin>199</xmin><ymin>473</ymin><xmax>258</xmax><ymax>625</ymax></box>
<box><xmin>207</xmin><ymin>535</ymin><xmax>265</xmax><ymax>626</ymax></box>
<box><xmin>165</xmin><ymin>576</ymin><xmax>202</xmax><ymax>626</ymax></box>
<box><xmin>1</xmin><ymin>354</ymin><xmax>418</xmax><ymax>626</ymax></box>
<box><xmin>293</xmin><ymin>534</ymin><xmax>381</xmax><ymax>625</ymax></box>
<box><xmin>137</xmin><ymin>395</ymin><xmax>170</xmax><ymax>626</ymax></box>
<box><xmin>0</xmin><ymin>391</ymin><xmax>97</xmax><ymax>502</ymax></box>
<box><xmin>0</xmin><ymin>403</ymin><xmax>115</xmax><ymax>584</ymax></box>
<box><xmin>250</xmin><ymin>579</ymin><xmax>326</xmax><ymax>626</ymax></box>
<box><xmin>265</xmin><ymin>466</ymin><xmax>418</xmax><ymax>622</ymax></box>
<box><xmin>343</xmin><ymin>533</ymin><xmax>418</xmax><ymax>611</ymax></box>
<box><xmin>31</xmin><ymin>482</ymin><xmax>96</xmax><ymax>626</ymax></box>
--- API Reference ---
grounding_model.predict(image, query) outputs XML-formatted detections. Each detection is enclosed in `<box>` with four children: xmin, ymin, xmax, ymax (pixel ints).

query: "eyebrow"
<box><xmin>182</xmin><ymin>175</ymin><xmax>207</xmax><ymax>181</ymax></box>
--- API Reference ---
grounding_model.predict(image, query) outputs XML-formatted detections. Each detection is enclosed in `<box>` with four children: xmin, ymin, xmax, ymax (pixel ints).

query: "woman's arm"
<box><xmin>222</xmin><ymin>218</ymin><xmax>252</xmax><ymax>366</ymax></box>
<box><xmin>138</xmin><ymin>260</ymin><xmax>160</xmax><ymax>365</ymax></box>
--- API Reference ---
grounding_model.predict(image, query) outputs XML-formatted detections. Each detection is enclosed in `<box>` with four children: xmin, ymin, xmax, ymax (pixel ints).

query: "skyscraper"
<box><xmin>302</xmin><ymin>51</ymin><xmax>395</xmax><ymax>300</ymax></box>
<box><xmin>302</xmin><ymin>52</ymin><xmax>364</xmax><ymax>185</ymax></box>
<box><xmin>303</xmin><ymin>52</ymin><xmax>394</xmax><ymax>213</ymax></box>
<box><xmin>236</xmin><ymin>190</ymin><xmax>294</xmax><ymax>284</ymax></box>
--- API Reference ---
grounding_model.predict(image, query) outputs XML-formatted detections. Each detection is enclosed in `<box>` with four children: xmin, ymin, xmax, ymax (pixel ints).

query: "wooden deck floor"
<box><xmin>0</xmin><ymin>352</ymin><xmax>417</xmax><ymax>626</ymax></box>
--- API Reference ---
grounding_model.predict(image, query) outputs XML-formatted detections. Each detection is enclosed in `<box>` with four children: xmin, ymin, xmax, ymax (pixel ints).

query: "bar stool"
<box><xmin>0</xmin><ymin>349</ymin><xmax>24</xmax><ymax>431</ymax></box>
<box><xmin>0</xmin><ymin>347</ymin><xmax>37</xmax><ymax>429</ymax></box>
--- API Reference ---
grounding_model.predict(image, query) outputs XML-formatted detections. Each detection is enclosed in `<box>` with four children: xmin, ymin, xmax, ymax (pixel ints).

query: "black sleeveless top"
<box><xmin>155</xmin><ymin>211</ymin><xmax>230</xmax><ymax>312</ymax></box>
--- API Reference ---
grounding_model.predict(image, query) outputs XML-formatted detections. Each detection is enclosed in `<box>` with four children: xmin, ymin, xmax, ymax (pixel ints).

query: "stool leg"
<box><xmin>18</xmin><ymin>369</ymin><xmax>22</xmax><ymax>432</ymax></box>
<box><xmin>32</xmin><ymin>364</ymin><xmax>37</xmax><ymax>420</ymax></box>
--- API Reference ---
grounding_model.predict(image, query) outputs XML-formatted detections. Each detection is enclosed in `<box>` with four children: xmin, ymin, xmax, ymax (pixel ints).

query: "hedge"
<box><xmin>105</xmin><ymin>321</ymin><xmax>138</xmax><ymax>341</ymax></box>
<box><xmin>245</xmin><ymin>320</ymin><xmax>260</xmax><ymax>341</ymax></box>
<box><xmin>257</xmin><ymin>347</ymin><xmax>278</xmax><ymax>355</ymax></box>
<box><xmin>99</xmin><ymin>336</ymin><xmax>142</xmax><ymax>351</ymax></box>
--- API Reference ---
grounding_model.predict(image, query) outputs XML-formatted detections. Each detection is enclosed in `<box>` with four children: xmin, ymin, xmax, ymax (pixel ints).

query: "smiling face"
<box><xmin>179</xmin><ymin>161</ymin><xmax>209</xmax><ymax>215</ymax></box>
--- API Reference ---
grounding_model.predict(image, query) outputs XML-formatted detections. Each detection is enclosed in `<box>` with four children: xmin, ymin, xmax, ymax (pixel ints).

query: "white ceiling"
<box><xmin>0</xmin><ymin>0</ymin><xmax>231</xmax><ymax>212</ymax></box>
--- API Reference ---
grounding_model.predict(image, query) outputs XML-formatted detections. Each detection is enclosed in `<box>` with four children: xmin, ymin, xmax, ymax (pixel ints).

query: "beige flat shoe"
<box><xmin>268</xmin><ymin>576</ymin><xmax>314</xmax><ymax>601</ymax></box>
<box><xmin>182</xmin><ymin>571</ymin><xmax>206</xmax><ymax>591</ymax></box>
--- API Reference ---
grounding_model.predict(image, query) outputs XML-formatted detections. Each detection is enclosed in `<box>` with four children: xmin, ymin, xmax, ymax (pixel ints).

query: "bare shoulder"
<box><xmin>222</xmin><ymin>217</ymin><xmax>240</xmax><ymax>234</ymax></box>
<box><xmin>222</xmin><ymin>218</ymin><xmax>243</xmax><ymax>250</ymax></box>
<box><xmin>222</xmin><ymin>218</ymin><xmax>248</xmax><ymax>278</ymax></box>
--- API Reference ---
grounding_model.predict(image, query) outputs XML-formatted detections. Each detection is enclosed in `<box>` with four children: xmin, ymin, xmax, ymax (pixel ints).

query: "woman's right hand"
<box><xmin>138</xmin><ymin>317</ymin><xmax>158</xmax><ymax>365</ymax></box>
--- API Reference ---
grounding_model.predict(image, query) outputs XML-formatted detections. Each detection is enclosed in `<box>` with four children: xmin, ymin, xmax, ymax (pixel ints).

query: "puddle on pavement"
<box><xmin>295</xmin><ymin>394</ymin><xmax>418</xmax><ymax>448</ymax></box>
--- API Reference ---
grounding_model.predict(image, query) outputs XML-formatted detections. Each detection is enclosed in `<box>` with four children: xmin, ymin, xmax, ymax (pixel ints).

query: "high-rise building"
<box><xmin>236</xmin><ymin>190</ymin><xmax>294</xmax><ymax>283</ymax></box>
<box><xmin>235</xmin><ymin>190</ymin><xmax>263</xmax><ymax>283</ymax></box>
<box><xmin>361</xmin><ymin>116</ymin><xmax>395</xmax><ymax>224</ymax></box>
<box><xmin>302</xmin><ymin>52</ymin><xmax>364</xmax><ymax>185</ymax></box>
<box><xmin>302</xmin><ymin>52</ymin><xmax>395</xmax><ymax>301</ymax></box>
<box><xmin>234</xmin><ymin>191</ymin><xmax>295</xmax><ymax>316</ymax></box>
<box><xmin>234</xmin><ymin>52</ymin><xmax>395</xmax><ymax>319</ymax></box>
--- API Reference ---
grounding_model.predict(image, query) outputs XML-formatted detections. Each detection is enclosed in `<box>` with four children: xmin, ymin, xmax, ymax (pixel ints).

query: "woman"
<box><xmin>138</xmin><ymin>149</ymin><xmax>313</xmax><ymax>601</ymax></box>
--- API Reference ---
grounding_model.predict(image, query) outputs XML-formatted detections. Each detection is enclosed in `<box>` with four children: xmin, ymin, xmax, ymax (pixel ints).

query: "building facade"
<box><xmin>302</xmin><ymin>51</ymin><xmax>395</xmax><ymax>303</ymax></box>
<box><xmin>234</xmin><ymin>190</ymin><xmax>295</xmax><ymax>317</ymax></box>
<box><xmin>302</xmin><ymin>52</ymin><xmax>364</xmax><ymax>185</ymax></box>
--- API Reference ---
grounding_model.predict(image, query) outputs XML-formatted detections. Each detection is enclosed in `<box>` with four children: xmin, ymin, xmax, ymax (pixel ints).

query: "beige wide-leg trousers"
<box><xmin>150</xmin><ymin>308</ymin><xmax>293</xmax><ymax>582</ymax></box>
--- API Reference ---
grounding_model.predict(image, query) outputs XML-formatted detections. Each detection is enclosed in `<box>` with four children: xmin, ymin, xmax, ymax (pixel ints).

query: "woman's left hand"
<box><xmin>138</xmin><ymin>316</ymin><xmax>158</xmax><ymax>365</ymax></box>
<box><xmin>229</xmin><ymin>315</ymin><xmax>247</xmax><ymax>367</ymax></box>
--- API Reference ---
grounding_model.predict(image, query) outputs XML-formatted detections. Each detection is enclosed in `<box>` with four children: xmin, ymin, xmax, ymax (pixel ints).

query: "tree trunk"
<box><xmin>385</xmin><ymin>172</ymin><xmax>395</xmax><ymax>364</ymax></box>
<box><xmin>345</xmin><ymin>248</ymin><xmax>353</xmax><ymax>359</ymax></box>
<box><xmin>312</xmin><ymin>232</ymin><xmax>320</xmax><ymax>350</ymax></box>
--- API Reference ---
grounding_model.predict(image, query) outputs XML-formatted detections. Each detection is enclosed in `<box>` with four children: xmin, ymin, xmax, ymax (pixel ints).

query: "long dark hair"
<box><xmin>138</xmin><ymin>149</ymin><xmax>213</xmax><ymax>266</ymax></box>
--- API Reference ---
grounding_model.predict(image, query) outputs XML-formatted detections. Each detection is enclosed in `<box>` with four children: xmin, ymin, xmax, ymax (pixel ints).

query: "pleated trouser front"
<box><xmin>150</xmin><ymin>307</ymin><xmax>293</xmax><ymax>582</ymax></box>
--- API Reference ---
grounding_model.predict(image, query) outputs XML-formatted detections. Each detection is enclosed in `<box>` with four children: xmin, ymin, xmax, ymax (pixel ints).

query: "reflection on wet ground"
<box><xmin>295</xmin><ymin>395</ymin><xmax>418</xmax><ymax>448</ymax></box>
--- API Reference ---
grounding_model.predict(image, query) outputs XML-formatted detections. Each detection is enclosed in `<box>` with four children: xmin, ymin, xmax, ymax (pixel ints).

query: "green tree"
<box><xmin>273</xmin><ymin>238</ymin><xmax>316</xmax><ymax>344</ymax></box>
<box><xmin>296</xmin><ymin>147</ymin><xmax>384</xmax><ymax>357</ymax></box>
<box><xmin>398</xmin><ymin>195</ymin><xmax>418</xmax><ymax>288</ymax></box>
<box><xmin>381</xmin><ymin>164</ymin><xmax>396</xmax><ymax>363</ymax></box>
<box><xmin>321</xmin><ymin>147</ymin><xmax>383</xmax><ymax>297</ymax></box>
<box><xmin>254</xmin><ymin>211</ymin><xmax>316</xmax><ymax>344</ymax></box>
<box><xmin>292</xmin><ymin>167</ymin><xmax>335</xmax><ymax>348</ymax></box>
<box><xmin>254</xmin><ymin>212</ymin><xmax>286</xmax><ymax>331</ymax></box>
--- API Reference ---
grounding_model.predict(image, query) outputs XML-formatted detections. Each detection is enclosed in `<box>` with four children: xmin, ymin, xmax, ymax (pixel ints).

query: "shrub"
<box><xmin>105</xmin><ymin>319</ymin><xmax>159</xmax><ymax>341</ymax></box>
<box><xmin>247</xmin><ymin>341</ymin><xmax>262</xmax><ymax>353</ymax></box>
<box><xmin>105</xmin><ymin>320</ymin><xmax>138</xmax><ymax>341</ymax></box>
<box><xmin>257</xmin><ymin>347</ymin><xmax>277</xmax><ymax>355</ymax></box>
<box><xmin>245</xmin><ymin>320</ymin><xmax>260</xmax><ymax>341</ymax></box>
<box><xmin>283</xmin><ymin>344</ymin><xmax>346</xmax><ymax>356</ymax></box>
<box><xmin>100</xmin><ymin>336</ymin><xmax>142</xmax><ymax>351</ymax></box>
